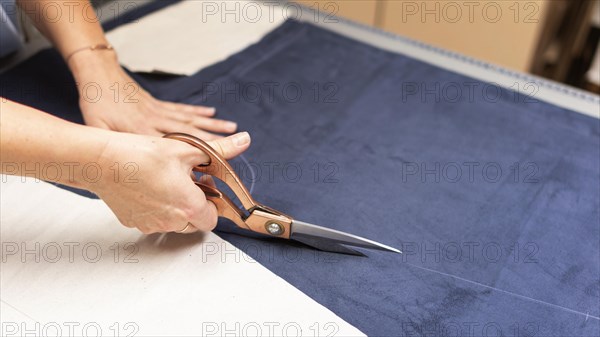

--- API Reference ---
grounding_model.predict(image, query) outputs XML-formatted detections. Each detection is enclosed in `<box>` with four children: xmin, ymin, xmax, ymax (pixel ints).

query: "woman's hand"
<box><xmin>8</xmin><ymin>0</ymin><xmax>248</xmax><ymax>235</ymax></box>
<box><xmin>69</xmin><ymin>51</ymin><xmax>236</xmax><ymax>140</ymax></box>
<box><xmin>91</xmin><ymin>131</ymin><xmax>251</xmax><ymax>234</ymax></box>
<box><xmin>68</xmin><ymin>53</ymin><xmax>244</xmax><ymax>233</ymax></box>
<box><xmin>17</xmin><ymin>0</ymin><xmax>233</xmax><ymax>139</ymax></box>
<box><xmin>2</xmin><ymin>99</ymin><xmax>249</xmax><ymax>235</ymax></box>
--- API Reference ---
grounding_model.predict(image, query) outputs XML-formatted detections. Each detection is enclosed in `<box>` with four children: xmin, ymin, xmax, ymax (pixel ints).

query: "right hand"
<box><xmin>90</xmin><ymin>131</ymin><xmax>251</xmax><ymax>234</ymax></box>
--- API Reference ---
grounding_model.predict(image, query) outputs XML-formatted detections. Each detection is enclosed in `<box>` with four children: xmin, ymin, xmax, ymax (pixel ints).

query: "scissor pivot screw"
<box><xmin>265</xmin><ymin>222</ymin><xmax>284</xmax><ymax>236</ymax></box>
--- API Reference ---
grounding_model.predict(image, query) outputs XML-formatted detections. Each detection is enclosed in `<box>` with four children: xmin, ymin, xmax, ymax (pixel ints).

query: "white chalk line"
<box><xmin>406</xmin><ymin>263</ymin><xmax>600</xmax><ymax>321</ymax></box>
<box><xmin>238</xmin><ymin>154</ymin><xmax>256</xmax><ymax>194</ymax></box>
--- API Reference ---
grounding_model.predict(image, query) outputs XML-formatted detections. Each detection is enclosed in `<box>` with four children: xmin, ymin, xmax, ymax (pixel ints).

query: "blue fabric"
<box><xmin>2</xmin><ymin>19</ymin><xmax>599</xmax><ymax>336</ymax></box>
<box><xmin>166</xmin><ymin>20</ymin><xmax>600</xmax><ymax>336</ymax></box>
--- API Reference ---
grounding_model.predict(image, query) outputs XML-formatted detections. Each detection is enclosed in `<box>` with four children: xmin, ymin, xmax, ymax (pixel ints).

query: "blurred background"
<box><xmin>297</xmin><ymin>0</ymin><xmax>600</xmax><ymax>93</ymax></box>
<box><xmin>2</xmin><ymin>0</ymin><xmax>599</xmax><ymax>93</ymax></box>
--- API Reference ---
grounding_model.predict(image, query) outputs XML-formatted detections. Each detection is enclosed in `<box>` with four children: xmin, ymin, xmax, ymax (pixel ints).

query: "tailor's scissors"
<box><xmin>165</xmin><ymin>133</ymin><xmax>401</xmax><ymax>256</ymax></box>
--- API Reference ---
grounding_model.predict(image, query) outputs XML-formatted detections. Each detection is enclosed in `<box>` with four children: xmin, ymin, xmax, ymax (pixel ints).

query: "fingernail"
<box><xmin>234</xmin><ymin>132</ymin><xmax>250</xmax><ymax>147</ymax></box>
<box><xmin>206</xmin><ymin>107</ymin><xmax>216</xmax><ymax>115</ymax></box>
<box><xmin>225</xmin><ymin>121</ymin><xmax>237</xmax><ymax>131</ymax></box>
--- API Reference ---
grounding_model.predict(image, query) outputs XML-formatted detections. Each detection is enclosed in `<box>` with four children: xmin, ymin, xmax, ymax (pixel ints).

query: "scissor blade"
<box><xmin>290</xmin><ymin>220</ymin><xmax>401</xmax><ymax>254</ymax></box>
<box><xmin>292</xmin><ymin>235</ymin><xmax>366</xmax><ymax>256</ymax></box>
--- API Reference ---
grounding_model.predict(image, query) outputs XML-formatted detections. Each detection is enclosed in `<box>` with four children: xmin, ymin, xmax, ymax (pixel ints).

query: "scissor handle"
<box><xmin>195</xmin><ymin>182</ymin><xmax>250</xmax><ymax>230</ymax></box>
<box><xmin>165</xmin><ymin>133</ymin><xmax>293</xmax><ymax>239</ymax></box>
<box><xmin>164</xmin><ymin>133</ymin><xmax>257</xmax><ymax>211</ymax></box>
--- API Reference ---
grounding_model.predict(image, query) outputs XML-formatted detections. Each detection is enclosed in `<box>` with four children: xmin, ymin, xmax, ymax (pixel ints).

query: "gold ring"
<box><xmin>176</xmin><ymin>222</ymin><xmax>193</xmax><ymax>233</ymax></box>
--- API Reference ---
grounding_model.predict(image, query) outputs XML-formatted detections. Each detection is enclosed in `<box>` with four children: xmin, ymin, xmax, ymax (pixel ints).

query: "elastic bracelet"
<box><xmin>65</xmin><ymin>44</ymin><xmax>115</xmax><ymax>64</ymax></box>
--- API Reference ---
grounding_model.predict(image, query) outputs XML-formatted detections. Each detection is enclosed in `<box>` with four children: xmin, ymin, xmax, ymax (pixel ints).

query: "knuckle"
<box><xmin>120</xmin><ymin>219</ymin><xmax>136</xmax><ymax>228</ymax></box>
<box><xmin>139</xmin><ymin>227</ymin><xmax>154</xmax><ymax>235</ymax></box>
<box><xmin>179</xmin><ymin>115</ymin><xmax>192</xmax><ymax>124</ymax></box>
<box><xmin>210</xmin><ymin>140</ymin><xmax>226</xmax><ymax>157</ymax></box>
<box><xmin>204</xmin><ymin>215</ymin><xmax>218</xmax><ymax>231</ymax></box>
<box><xmin>157</xmin><ymin>221</ymin><xmax>172</xmax><ymax>232</ymax></box>
<box><xmin>183</xmin><ymin>202</ymin><xmax>211</xmax><ymax>232</ymax></box>
<box><xmin>197</xmin><ymin>202</ymin><xmax>218</xmax><ymax>231</ymax></box>
<box><xmin>181</xmin><ymin>204</ymin><xmax>198</xmax><ymax>221</ymax></box>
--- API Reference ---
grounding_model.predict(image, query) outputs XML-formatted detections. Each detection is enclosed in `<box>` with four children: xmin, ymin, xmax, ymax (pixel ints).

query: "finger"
<box><xmin>158</xmin><ymin>100</ymin><xmax>216</xmax><ymax>117</ymax></box>
<box><xmin>191</xmin><ymin>116</ymin><xmax>237</xmax><ymax>134</ymax></box>
<box><xmin>162</xmin><ymin>109</ymin><xmax>193</xmax><ymax>124</ymax></box>
<box><xmin>197</xmin><ymin>131</ymin><xmax>222</xmax><ymax>141</ymax></box>
<box><xmin>204</xmin><ymin>132</ymin><xmax>251</xmax><ymax>161</ymax></box>
<box><xmin>177</xmin><ymin>221</ymin><xmax>201</xmax><ymax>234</ymax></box>
<box><xmin>161</xmin><ymin>216</ymin><xmax>202</xmax><ymax>234</ymax></box>
<box><xmin>199</xmin><ymin>175</ymin><xmax>217</xmax><ymax>187</ymax></box>
<box><xmin>156</xmin><ymin>119</ymin><xmax>221</xmax><ymax>141</ymax></box>
<box><xmin>189</xmin><ymin>198</ymin><xmax>219</xmax><ymax>232</ymax></box>
<box><xmin>164</xmin><ymin>110</ymin><xmax>237</xmax><ymax>134</ymax></box>
<box><xmin>117</xmin><ymin>217</ymin><xmax>136</xmax><ymax>229</ymax></box>
<box><xmin>137</xmin><ymin>224</ymin><xmax>158</xmax><ymax>235</ymax></box>
<box><xmin>144</xmin><ymin>127</ymin><xmax>166</xmax><ymax>137</ymax></box>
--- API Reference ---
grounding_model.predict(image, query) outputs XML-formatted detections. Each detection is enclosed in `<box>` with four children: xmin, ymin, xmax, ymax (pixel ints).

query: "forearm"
<box><xmin>17</xmin><ymin>0</ymin><xmax>109</xmax><ymax>59</ymax></box>
<box><xmin>17</xmin><ymin>0</ymin><xmax>121</xmax><ymax>80</ymax></box>
<box><xmin>0</xmin><ymin>100</ymin><xmax>251</xmax><ymax>234</ymax></box>
<box><xmin>0</xmin><ymin>99</ymin><xmax>111</xmax><ymax>190</ymax></box>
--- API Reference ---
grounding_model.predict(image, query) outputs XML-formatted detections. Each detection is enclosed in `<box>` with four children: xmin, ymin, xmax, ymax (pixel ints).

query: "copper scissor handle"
<box><xmin>164</xmin><ymin>133</ymin><xmax>293</xmax><ymax>238</ymax></box>
<box><xmin>164</xmin><ymin>132</ymin><xmax>257</xmax><ymax>210</ymax></box>
<box><xmin>194</xmin><ymin>181</ymin><xmax>250</xmax><ymax>230</ymax></box>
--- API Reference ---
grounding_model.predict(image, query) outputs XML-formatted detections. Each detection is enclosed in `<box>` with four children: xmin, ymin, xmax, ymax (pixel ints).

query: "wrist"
<box><xmin>68</xmin><ymin>47</ymin><xmax>121</xmax><ymax>82</ymax></box>
<box><xmin>86</xmin><ymin>132</ymin><xmax>158</xmax><ymax>197</ymax></box>
<box><xmin>56</xmin><ymin>125</ymin><xmax>115</xmax><ymax>192</ymax></box>
<box><xmin>80</xmin><ymin>129</ymin><xmax>127</xmax><ymax>194</ymax></box>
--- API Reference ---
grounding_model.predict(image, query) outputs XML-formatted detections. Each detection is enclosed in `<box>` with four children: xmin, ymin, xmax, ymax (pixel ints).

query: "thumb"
<box><xmin>199</xmin><ymin>175</ymin><xmax>217</xmax><ymax>187</ymax></box>
<box><xmin>207</xmin><ymin>132</ymin><xmax>251</xmax><ymax>160</ymax></box>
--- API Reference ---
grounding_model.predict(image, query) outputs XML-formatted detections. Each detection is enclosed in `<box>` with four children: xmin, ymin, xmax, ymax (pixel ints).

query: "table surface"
<box><xmin>1</xmin><ymin>1</ymin><xmax>598</xmax><ymax>336</ymax></box>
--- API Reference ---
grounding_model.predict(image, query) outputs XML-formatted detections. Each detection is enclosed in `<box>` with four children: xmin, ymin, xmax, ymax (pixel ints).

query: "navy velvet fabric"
<box><xmin>2</xmin><ymin>19</ymin><xmax>599</xmax><ymax>336</ymax></box>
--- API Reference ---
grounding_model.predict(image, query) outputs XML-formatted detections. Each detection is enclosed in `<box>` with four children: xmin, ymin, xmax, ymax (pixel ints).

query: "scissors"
<box><xmin>165</xmin><ymin>133</ymin><xmax>401</xmax><ymax>256</ymax></box>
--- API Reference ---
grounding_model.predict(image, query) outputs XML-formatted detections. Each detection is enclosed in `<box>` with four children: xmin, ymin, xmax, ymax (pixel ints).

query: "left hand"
<box><xmin>69</xmin><ymin>51</ymin><xmax>237</xmax><ymax>140</ymax></box>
